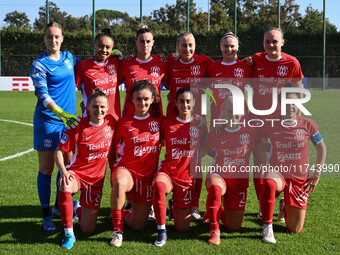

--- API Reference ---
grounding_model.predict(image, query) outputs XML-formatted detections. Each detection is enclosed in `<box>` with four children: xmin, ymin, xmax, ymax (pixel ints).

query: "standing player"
<box><xmin>259</xmin><ymin>92</ymin><xmax>326</xmax><ymax>243</ymax></box>
<box><xmin>110</xmin><ymin>80</ymin><xmax>163</xmax><ymax>247</ymax></box>
<box><xmin>118</xmin><ymin>25</ymin><xmax>168</xmax><ymax>116</ymax></box>
<box><xmin>75</xmin><ymin>29</ymin><xmax>121</xmax><ymax>121</ymax></box>
<box><xmin>206</xmin><ymin>32</ymin><xmax>252</xmax><ymax>129</ymax></box>
<box><xmin>152</xmin><ymin>87</ymin><xmax>207</xmax><ymax>247</ymax></box>
<box><xmin>165</xmin><ymin>32</ymin><xmax>213</xmax><ymax>218</ymax></box>
<box><xmin>202</xmin><ymin>97</ymin><xmax>259</xmax><ymax>245</ymax></box>
<box><xmin>249</xmin><ymin>27</ymin><xmax>304</xmax><ymax>217</ymax></box>
<box><xmin>55</xmin><ymin>89</ymin><xmax>116</xmax><ymax>250</ymax></box>
<box><xmin>29</xmin><ymin>22</ymin><xmax>80</xmax><ymax>231</ymax></box>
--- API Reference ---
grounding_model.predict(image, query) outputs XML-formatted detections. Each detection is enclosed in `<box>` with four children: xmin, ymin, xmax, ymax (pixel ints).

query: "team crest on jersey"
<box><xmin>150</xmin><ymin>66</ymin><xmax>160</xmax><ymax>77</ymax></box>
<box><xmin>64</xmin><ymin>59</ymin><xmax>73</xmax><ymax>70</ymax></box>
<box><xmin>103</xmin><ymin>126</ymin><xmax>113</xmax><ymax>138</ymax></box>
<box><xmin>190</xmin><ymin>65</ymin><xmax>201</xmax><ymax>76</ymax></box>
<box><xmin>294</xmin><ymin>129</ymin><xmax>306</xmax><ymax>141</ymax></box>
<box><xmin>190</xmin><ymin>126</ymin><xmax>199</xmax><ymax>138</ymax></box>
<box><xmin>149</xmin><ymin>121</ymin><xmax>159</xmax><ymax>132</ymax></box>
<box><xmin>44</xmin><ymin>139</ymin><xmax>53</xmax><ymax>148</ymax></box>
<box><xmin>240</xmin><ymin>133</ymin><xmax>250</xmax><ymax>146</ymax></box>
<box><xmin>107</xmin><ymin>64</ymin><xmax>116</xmax><ymax>75</ymax></box>
<box><xmin>277</xmin><ymin>65</ymin><xmax>288</xmax><ymax>76</ymax></box>
<box><xmin>234</xmin><ymin>68</ymin><xmax>244</xmax><ymax>78</ymax></box>
<box><xmin>60</xmin><ymin>134</ymin><xmax>69</xmax><ymax>144</ymax></box>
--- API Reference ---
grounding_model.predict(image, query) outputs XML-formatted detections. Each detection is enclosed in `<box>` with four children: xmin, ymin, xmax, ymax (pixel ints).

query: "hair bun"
<box><xmin>101</xmin><ymin>28</ymin><xmax>112</xmax><ymax>35</ymax></box>
<box><xmin>139</xmin><ymin>24</ymin><xmax>148</xmax><ymax>30</ymax></box>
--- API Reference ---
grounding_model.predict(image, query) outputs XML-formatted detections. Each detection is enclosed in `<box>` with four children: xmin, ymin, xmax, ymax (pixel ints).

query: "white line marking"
<box><xmin>0</xmin><ymin>119</ymin><xmax>34</xmax><ymax>162</ymax></box>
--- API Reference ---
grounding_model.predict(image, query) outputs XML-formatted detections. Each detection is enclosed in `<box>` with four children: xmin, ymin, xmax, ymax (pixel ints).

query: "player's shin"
<box><xmin>58</xmin><ymin>191</ymin><xmax>74</xmax><ymax>233</ymax></box>
<box><xmin>152</xmin><ymin>181</ymin><xmax>167</xmax><ymax>226</ymax></box>
<box><xmin>206</xmin><ymin>185</ymin><xmax>222</xmax><ymax>232</ymax></box>
<box><xmin>260</xmin><ymin>179</ymin><xmax>277</xmax><ymax>225</ymax></box>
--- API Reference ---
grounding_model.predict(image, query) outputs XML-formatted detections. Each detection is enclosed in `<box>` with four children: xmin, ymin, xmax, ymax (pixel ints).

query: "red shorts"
<box><xmin>69</xmin><ymin>171</ymin><xmax>103</xmax><ymax>210</ymax></box>
<box><xmin>126</xmin><ymin>176</ymin><xmax>153</xmax><ymax>205</ymax></box>
<box><xmin>155</xmin><ymin>171</ymin><xmax>194</xmax><ymax>209</ymax></box>
<box><xmin>223</xmin><ymin>178</ymin><xmax>249</xmax><ymax>211</ymax></box>
<box><xmin>277</xmin><ymin>177</ymin><xmax>309</xmax><ymax>210</ymax></box>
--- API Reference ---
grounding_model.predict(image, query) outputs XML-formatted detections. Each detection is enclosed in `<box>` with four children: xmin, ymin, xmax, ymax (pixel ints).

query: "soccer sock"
<box><xmin>157</xmin><ymin>224</ymin><xmax>166</xmax><ymax>230</ymax></box>
<box><xmin>58</xmin><ymin>191</ymin><xmax>73</xmax><ymax>229</ymax></box>
<box><xmin>192</xmin><ymin>178</ymin><xmax>203</xmax><ymax>208</ymax></box>
<box><xmin>206</xmin><ymin>185</ymin><xmax>222</xmax><ymax>232</ymax></box>
<box><xmin>253</xmin><ymin>176</ymin><xmax>263</xmax><ymax>201</ymax></box>
<box><xmin>111</xmin><ymin>209</ymin><xmax>123</xmax><ymax>232</ymax></box>
<box><xmin>76</xmin><ymin>207</ymin><xmax>82</xmax><ymax>223</ymax></box>
<box><xmin>260</xmin><ymin>178</ymin><xmax>277</xmax><ymax>225</ymax></box>
<box><xmin>37</xmin><ymin>172</ymin><xmax>51</xmax><ymax>218</ymax></box>
<box><xmin>54</xmin><ymin>171</ymin><xmax>61</xmax><ymax>207</ymax></box>
<box><xmin>64</xmin><ymin>227</ymin><xmax>74</xmax><ymax>235</ymax></box>
<box><xmin>152</xmin><ymin>181</ymin><xmax>167</xmax><ymax>226</ymax></box>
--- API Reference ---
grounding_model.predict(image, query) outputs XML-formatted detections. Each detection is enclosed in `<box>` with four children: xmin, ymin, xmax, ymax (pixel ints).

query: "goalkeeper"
<box><xmin>29</xmin><ymin>22</ymin><xmax>80</xmax><ymax>232</ymax></box>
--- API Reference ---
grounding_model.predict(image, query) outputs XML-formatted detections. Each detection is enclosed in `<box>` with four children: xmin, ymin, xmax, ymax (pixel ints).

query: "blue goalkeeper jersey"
<box><xmin>30</xmin><ymin>50</ymin><xmax>79</xmax><ymax>124</ymax></box>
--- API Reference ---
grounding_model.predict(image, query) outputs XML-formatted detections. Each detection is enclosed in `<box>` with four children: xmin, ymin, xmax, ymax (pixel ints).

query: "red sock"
<box><xmin>192</xmin><ymin>178</ymin><xmax>203</xmax><ymax>208</ymax></box>
<box><xmin>111</xmin><ymin>209</ymin><xmax>123</xmax><ymax>232</ymax></box>
<box><xmin>58</xmin><ymin>191</ymin><xmax>73</xmax><ymax>229</ymax></box>
<box><xmin>76</xmin><ymin>207</ymin><xmax>82</xmax><ymax>223</ymax></box>
<box><xmin>253</xmin><ymin>176</ymin><xmax>263</xmax><ymax>201</ymax></box>
<box><xmin>260</xmin><ymin>179</ymin><xmax>277</xmax><ymax>225</ymax></box>
<box><xmin>206</xmin><ymin>185</ymin><xmax>222</xmax><ymax>232</ymax></box>
<box><xmin>152</xmin><ymin>181</ymin><xmax>167</xmax><ymax>226</ymax></box>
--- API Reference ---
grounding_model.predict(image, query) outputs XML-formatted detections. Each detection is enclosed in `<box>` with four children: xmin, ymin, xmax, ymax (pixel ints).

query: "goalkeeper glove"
<box><xmin>51</xmin><ymin>105</ymin><xmax>80</xmax><ymax>129</ymax></box>
<box><xmin>112</xmin><ymin>49</ymin><xmax>123</xmax><ymax>61</ymax></box>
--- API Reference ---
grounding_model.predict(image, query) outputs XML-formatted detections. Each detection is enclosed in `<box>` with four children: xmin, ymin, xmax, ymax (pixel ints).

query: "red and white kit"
<box><xmin>206</xmin><ymin>60</ymin><xmax>252</xmax><ymax>127</ymax></box>
<box><xmin>166</xmin><ymin>54</ymin><xmax>213</xmax><ymax>118</ymax></box>
<box><xmin>58</xmin><ymin>115</ymin><xmax>116</xmax><ymax>209</ymax></box>
<box><xmin>113</xmin><ymin>113</ymin><xmax>163</xmax><ymax>204</ymax></box>
<box><xmin>252</xmin><ymin>52</ymin><xmax>304</xmax><ymax>118</ymax></box>
<box><xmin>75</xmin><ymin>56</ymin><xmax>121</xmax><ymax>120</ymax></box>
<box><xmin>118</xmin><ymin>55</ymin><xmax>168</xmax><ymax>116</ymax></box>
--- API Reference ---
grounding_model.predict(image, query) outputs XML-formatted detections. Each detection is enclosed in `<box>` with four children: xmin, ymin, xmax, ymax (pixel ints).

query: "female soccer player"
<box><xmin>55</xmin><ymin>89</ymin><xmax>117</xmax><ymax>250</ymax></box>
<box><xmin>259</xmin><ymin>92</ymin><xmax>326</xmax><ymax>243</ymax></box>
<box><xmin>29</xmin><ymin>22</ymin><xmax>80</xmax><ymax>231</ymax></box>
<box><xmin>118</xmin><ymin>25</ymin><xmax>168</xmax><ymax>116</ymax></box>
<box><xmin>152</xmin><ymin>87</ymin><xmax>207</xmax><ymax>247</ymax></box>
<box><xmin>202</xmin><ymin>97</ymin><xmax>259</xmax><ymax>245</ymax></box>
<box><xmin>110</xmin><ymin>80</ymin><xmax>163</xmax><ymax>247</ymax></box>
<box><xmin>250</xmin><ymin>27</ymin><xmax>304</xmax><ymax>217</ymax></box>
<box><xmin>165</xmin><ymin>32</ymin><xmax>213</xmax><ymax>219</ymax></box>
<box><xmin>206</xmin><ymin>32</ymin><xmax>252</xmax><ymax>129</ymax></box>
<box><xmin>75</xmin><ymin>29</ymin><xmax>121</xmax><ymax>121</ymax></box>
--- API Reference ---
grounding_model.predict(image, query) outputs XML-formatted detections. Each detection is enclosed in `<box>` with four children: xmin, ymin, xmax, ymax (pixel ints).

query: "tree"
<box><xmin>3</xmin><ymin>11</ymin><xmax>30</xmax><ymax>30</ymax></box>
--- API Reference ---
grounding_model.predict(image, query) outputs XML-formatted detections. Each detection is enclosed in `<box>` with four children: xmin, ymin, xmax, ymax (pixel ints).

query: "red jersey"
<box><xmin>260</xmin><ymin>116</ymin><xmax>319</xmax><ymax>180</ymax></box>
<box><xmin>206</xmin><ymin>60</ymin><xmax>252</xmax><ymax>127</ymax></box>
<box><xmin>166</xmin><ymin>54</ymin><xmax>214</xmax><ymax>117</ymax></box>
<box><xmin>75</xmin><ymin>56</ymin><xmax>121</xmax><ymax>120</ymax></box>
<box><xmin>159</xmin><ymin>116</ymin><xmax>207</xmax><ymax>188</ymax></box>
<box><xmin>252</xmin><ymin>52</ymin><xmax>304</xmax><ymax>116</ymax></box>
<box><xmin>118</xmin><ymin>55</ymin><xmax>168</xmax><ymax>116</ymax></box>
<box><xmin>203</xmin><ymin>125</ymin><xmax>259</xmax><ymax>179</ymax></box>
<box><xmin>58</xmin><ymin>115</ymin><xmax>116</xmax><ymax>187</ymax></box>
<box><xmin>114</xmin><ymin>114</ymin><xmax>163</xmax><ymax>181</ymax></box>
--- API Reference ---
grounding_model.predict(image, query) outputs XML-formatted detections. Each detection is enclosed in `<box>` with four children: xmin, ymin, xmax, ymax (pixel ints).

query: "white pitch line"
<box><xmin>0</xmin><ymin>119</ymin><xmax>34</xmax><ymax>162</ymax></box>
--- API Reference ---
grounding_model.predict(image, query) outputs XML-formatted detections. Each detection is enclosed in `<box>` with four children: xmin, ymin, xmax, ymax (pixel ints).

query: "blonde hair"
<box><xmin>265</xmin><ymin>27</ymin><xmax>284</xmax><ymax>39</ymax></box>
<box><xmin>174</xmin><ymin>31</ymin><xmax>195</xmax><ymax>57</ymax></box>
<box><xmin>220</xmin><ymin>32</ymin><xmax>239</xmax><ymax>45</ymax></box>
<box><xmin>136</xmin><ymin>24</ymin><xmax>152</xmax><ymax>39</ymax></box>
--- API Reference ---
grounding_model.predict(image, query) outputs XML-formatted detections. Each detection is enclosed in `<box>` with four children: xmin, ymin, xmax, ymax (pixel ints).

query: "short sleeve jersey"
<box><xmin>159</xmin><ymin>116</ymin><xmax>207</xmax><ymax>188</ymax></box>
<box><xmin>58</xmin><ymin>115</ymin><xmax>116</xmax><ymax>187</ymax></box>
<box><xmin>75</xmin><ymin>56</ymin><xmax>121</xmax><ymax>120</ymax></box>
<box><xmin>30</xmin><ymin>51</ymin><xmax>79</xmax><ymax>123</ymax></box>
<box><xmin>260</xmin><ymin>116</ymin><xmax>319</xmax><ymax>180</ymax></box>
<box><xmin>252</xmin><ymin>52</ymin><xmax>304</xmax><ymax>116</ymax></box>
<box><xmin>118</xmin><ymin>55</ymin><xmax>168</xmax><ymax>116</ymax></box>
<box><xmin>206</xmin><ymin>60</ymin><xmax>252</xmax><ymax>124</ymax></box>
<box><xmin>166</xmin><ymin>54</ymin><xmax>214</xmax><ymax>118</ymax></box>
<box><xmin>114</xmin><ymin>114</ymin><xmax>163</xmax><ymax>181</ymax></box>
<box><xmin>203</xmin><ymin>125</ymin><xmax>259</xmax><ymax>179</ymax></box>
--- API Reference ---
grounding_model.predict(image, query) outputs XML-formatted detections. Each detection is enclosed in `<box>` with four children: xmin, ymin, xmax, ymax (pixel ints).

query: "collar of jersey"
<box><xmin>221</xmin><ymin>60</ymin><xmax>237</xmax><ymax>66</ymax></box>
<box><xmin>281</xmin><ymin>120</ymin><xmax>296</xmax><ymax>126</ymax></box>
<box><xmin>89</xmin><ymin>119</ymin><xmax>104</xmax><ymax>126</ymax></box>
<box><xmin>94</xmin><ymin>59</ymin><xmax>108</xmax><ymax>66</ymax></box>
<box><xmin>180</xmin><ymin>58</ymin><xmax>194</xmax><ymax>65</ymax></box>
<box><xmin>134</xmin><ymin>113</ymin><xmax>150</xmax><ymax>120</ymax></box>
<box><xmin>136</xmin><ymin>57</ymin><xmax>153</xmax><ymax>63</ymax></box>
<box><xmin>176</xmin><ymin>116</ymin><xmax>192</xmax><ymax>123</ymax></box>
<box><xmin>224</xmin><ymin>125</ymin><xmax>241</xmax><ymax>133</ymax></box>
<box><xmin>265</xmin><ymin>55</ymin><xmax>282</xmax><ymax>62</ymax></box>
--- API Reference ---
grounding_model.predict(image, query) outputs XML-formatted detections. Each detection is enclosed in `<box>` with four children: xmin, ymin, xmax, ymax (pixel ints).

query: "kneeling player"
<box><xmin>259</xmin><ymin>92</ymin><xmax>326</xmax><ymax>243</ymax></box>
<box><xmin>55</xmin><ymin>90</ymin><xmax>117</xmax><ymax>249</ymax></box>
<box><xmin>202</xmin><ymin>97</ymin><xmax>259</xmax><ymax>245</ymax></box>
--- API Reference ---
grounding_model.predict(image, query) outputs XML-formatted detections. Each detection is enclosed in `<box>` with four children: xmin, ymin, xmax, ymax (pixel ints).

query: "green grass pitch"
<box><xmin>0</xmin><ymin>90</ymin><xmax>339</xmax><ymax>254</ymax></box>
